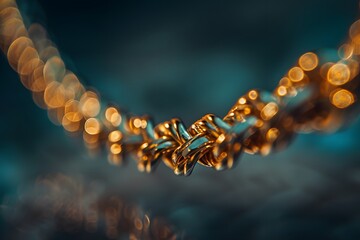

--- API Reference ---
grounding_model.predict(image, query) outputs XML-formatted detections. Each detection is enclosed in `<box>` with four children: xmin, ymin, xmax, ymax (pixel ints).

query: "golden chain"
<box><xmin>1</xmin><ymin>0</ymin><xmax>360</xmax><ymax>175</ymax></box>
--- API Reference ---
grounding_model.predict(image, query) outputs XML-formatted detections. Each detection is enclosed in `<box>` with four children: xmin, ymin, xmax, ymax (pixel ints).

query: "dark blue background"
<box><xmin>1</xmin><ymin>0</ymin><xmax>360</xmax><ymax>239</ymax></box>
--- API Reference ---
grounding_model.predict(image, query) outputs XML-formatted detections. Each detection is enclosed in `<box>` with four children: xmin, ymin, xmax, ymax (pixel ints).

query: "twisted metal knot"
<box><xmin>188</xmin><ymin>114</ymin><xmax>255</xmax><ymax>171</ymax></box>
<box><xmin>137</xmin><ymin>114</ymin><xmax>257</xmax><ymax>175</ymax></box>
<box><xmin>155</xmin><ymin>118</ymin><xmax>211</xmax><ymax>176</ymax></box>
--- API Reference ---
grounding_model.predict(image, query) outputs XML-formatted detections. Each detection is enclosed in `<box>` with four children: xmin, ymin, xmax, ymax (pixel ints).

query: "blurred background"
<box><xmin>1</xmin><ymin>0</ymin><xmax>360</xmax><ymax>239</ymax></box>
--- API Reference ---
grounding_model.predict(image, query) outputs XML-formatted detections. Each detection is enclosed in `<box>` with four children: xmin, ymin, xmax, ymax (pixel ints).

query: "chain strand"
<box><xmin>1</xmin><ymin>0</ymin><xmax>360</xmax><ymax>175</ymax></box>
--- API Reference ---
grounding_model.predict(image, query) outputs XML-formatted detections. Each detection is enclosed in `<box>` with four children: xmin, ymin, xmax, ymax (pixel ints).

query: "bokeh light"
<box><xmin>260</xmin><ymin>102</ymin><xmax>278</xmax><ymax>120</ymax></box>
<box><xmin>288</xmin><ymin>66</ymin><xmax>304</xmax><ymax>82</ymax></box>
<box><xmin>80</xmin><ymin>91</ymin><xmax>101</xmax><ymax>118</ymax></box>
<box><xmin>327</xmin><ymin>63</ymin><xmax>351</xmax><ymax>85</ymax></box>
<box><xmin>299</xmin><ymin>52</ymin><xmax>318</xmax><ymax>71</ymax></box>
<box><xmin>85</xmin><ymin>118</ymin><xmax>101</xmax><ymax>135</ymax></box>
<box><xmin>330</xmin><ymin>88</ymin><xmax>355</xmax><ymax>108</ymax></box>
<box><xmin>105</xmin><ymin>107</ymin><xmax>122</xmax><ymax>127</ymax></box>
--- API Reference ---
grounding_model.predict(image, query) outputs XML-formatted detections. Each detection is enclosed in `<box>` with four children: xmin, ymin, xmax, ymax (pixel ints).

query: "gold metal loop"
<box><xmin>172</xmin><ymin>132</ymin><xmax>214</xmax><ymax>176</ymax></box>
<box><xmin>137</xmin><ymin>136</ymin><xmax>178</xmax><ymax>172</ymax></box>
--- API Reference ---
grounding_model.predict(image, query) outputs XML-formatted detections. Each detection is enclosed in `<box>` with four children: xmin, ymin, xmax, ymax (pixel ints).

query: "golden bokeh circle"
<box><xmin>299</xmin><ymin>52</ymin><xmax>318</xmax><ymax>71</ymax></box>
<box><xmin>327</xmin><ymin>63</ymin><xmax>350</xmax><ymax>86</ymax></box>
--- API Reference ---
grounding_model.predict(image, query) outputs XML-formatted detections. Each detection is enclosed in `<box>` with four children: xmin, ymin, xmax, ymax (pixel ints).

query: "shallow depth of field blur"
<box><xmin>1</xmin><ymin>0</ymin><xmax>360</xmax><ymax>239</ymax></box>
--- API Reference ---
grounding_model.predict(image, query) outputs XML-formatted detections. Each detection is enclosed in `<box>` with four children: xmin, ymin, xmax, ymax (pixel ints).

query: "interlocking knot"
<box><xmin>136</xmin><ymin>114</ymin><xmax>256</xmax><ymax>175</ymax></box>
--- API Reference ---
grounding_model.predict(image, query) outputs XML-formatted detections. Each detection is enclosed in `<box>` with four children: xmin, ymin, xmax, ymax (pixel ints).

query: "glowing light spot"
<box><xmin>63</xmin><ymin>101</ymin><xmax>82</xmax><ymax>130</ymax></box>
<box><xmin>260</xmin><ymin>102</ymin><xmax>278</xmax><ymax>120</ymax></box>
<box><xmin>277</xmin><ymin>86</ymin><xmax>287</xmax><ymax>96</ymax></box>
<box><xmin>80</xmin><ymin>92</ymin><xmax>100</xmax><ymax>117</ymax></box>
<box><xmin>62</xmin><ymin>113</ymin><xmax>81</xmax><ymax>132</ymax></box>
<box><xmin>110</xmin><ymin>143</ymin><xmax>122</xmax><ymax>155</ymax></box>
<box><xmin>17</xmin><ymin>46</ymin><xmax>39</xmax><ymax>74</ymax></box>
<box><xmin>62</xmin><ymin>72</ymin><xmax>85</xmax><ymax>100</ymax></box>
<box><xmin>82</xmin><ymin>98</ymin><xmax>100</xmax><ymax>116</ymax></box>
<box><xmin>19</xmin><ymin>58</ymin><xmax>43</xmax><ymax>91</ymax></box>
<box><xmin>43</xmin><ymin>56</ymin><xmax>66</xmax><ymax>83</ymax></box>
<box><xmin>64</xmin><ymin>111</ymin><xmax>82</xmax><ymax>123</ymax></box>
<box><xmin>288</xmin><ymin>67</ymin><xmax>304</xmax><ymax>82</ymax></box>
<box><xmin>233</xmin><ymin>142</ymin><xmax>241</xmax><ymax>152</ymax></box>
<box><xmin>243</xmin><ymin>107</ymin><xmax>251</xmax><ymax>115</ymax></box>
<box><xmin>44</xmin><ymin>81</ymin><xmax>67</xmax><ymax>108</ymax></box>
<box><xmin>248</xmin><ymin>90</ymin><xmax>258</xmax><ymax>100</ymax></box>
<box><xmin>28</xmin><ymin>64</ymin><xmax>47</xmax><ymax>92</ymax></box>
<box><xmin>255</xmin><ymin>119</ymin><xmax>264</xmax><ymax>128</ymax></box>
<box><xmin>238</xmin><ymin>97</ymin><xmax>246</xmax><ymax>104</ymax></box>
<box><xmin>144</xmin><ymin>215</ymin><xmax>150</xmax><ymax>229</ymax></box>
<box><xmin>85</xmin><ymin>118</ymin><xmax>101</xmax><ymax>135</ymax></box>
<box><xmin>105</xmin><ymin>107</ymin><xmax>121</xmax><ymax>126</ymax></box>
<box><xmin>134</xmin><ymin>218</ymin><xmax>143</xmax><ymax>230</ymax></box>
<box><xmin>40</xmin><ymin>46</ymin><xmax>61</xmax><ymax>62</ymax></box>
<box><xmin>266</xmin><ymin>128</ymin><xmax>279</xmax><ymax>142</ymax></box>
<box><xmin>299</xmin><ymin>52</ymin><xmax>318</xmax><ymax>71</ymax></box>
<box><xmin>108</xmin><ymin>130</ymin><xmax>122</xmax><ymax>142</ymax></box>
<box><xmin>279</xmin><ymin>77</ymin><xmax>291</xmax><ymax>87</ymax></box>
<box><xmin>64</xmin><ymin>100</ymin><xmax>80</xmax><ymax>114</ymax></box>
<box><xmin>331</xmin><ymin>89</ymin><xmax>355</xmax><ymax>109</ymax></box>
<box><xmin>338</xmin><ymin>44</ymin><xmax>354</xmax><ymax>59</ymax></box>
<box><xmin>350</xmin><ymin>19</ymin><xmax>360</xmax><ymax>44</ymax></box>
<box><xmin>7</xmin><ymin>36</ymin><xmax>33</xmax><ymax>70</ymax></box>
<box><xmin>133</xmin><ymin>118</ymin><xmax>142</xmax><ymax>128</ymax></box>
<box><xmin>0</xmin><ymin>6</ymin><xmax>21</xmax><ymax>21</ymax></box>
<box><xmin>260</xmin><ymin>144</ymin><xmax>271</xmax><ymax>156</ymax></box>
<box><xmin>327</xmin><ymin>63</ymin><xmax>350</xmax><ymax>86</ymax></box>
<box><xmin>19</xmin><ymin>57</ymin><xmax>42</xmax><ymax>77</ymax></box>
<box><xmin>141</xmin><ymin>119</ymin><xmax>147</xmax><ymax>128</ymax></box>
<box><xmin>0</xmin><ymin>5</ymin><xmax>22</xmax><ymax>20</ymax></box>
<box><xmin>0</xmin><ymin>17</ymin><xmax>27</xmax><ymax>51</ymax></box>
<box><xmin>62</xmin><ymin>101</ymin><xmax>83</xmax><ymax>131</ymax></box>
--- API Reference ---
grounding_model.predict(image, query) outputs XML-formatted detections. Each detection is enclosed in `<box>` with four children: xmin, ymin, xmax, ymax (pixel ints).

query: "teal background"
<box><xmin>1</xmin><ymin>0</ymin><xmax>360</xmax><ymax>239</ymax></box>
